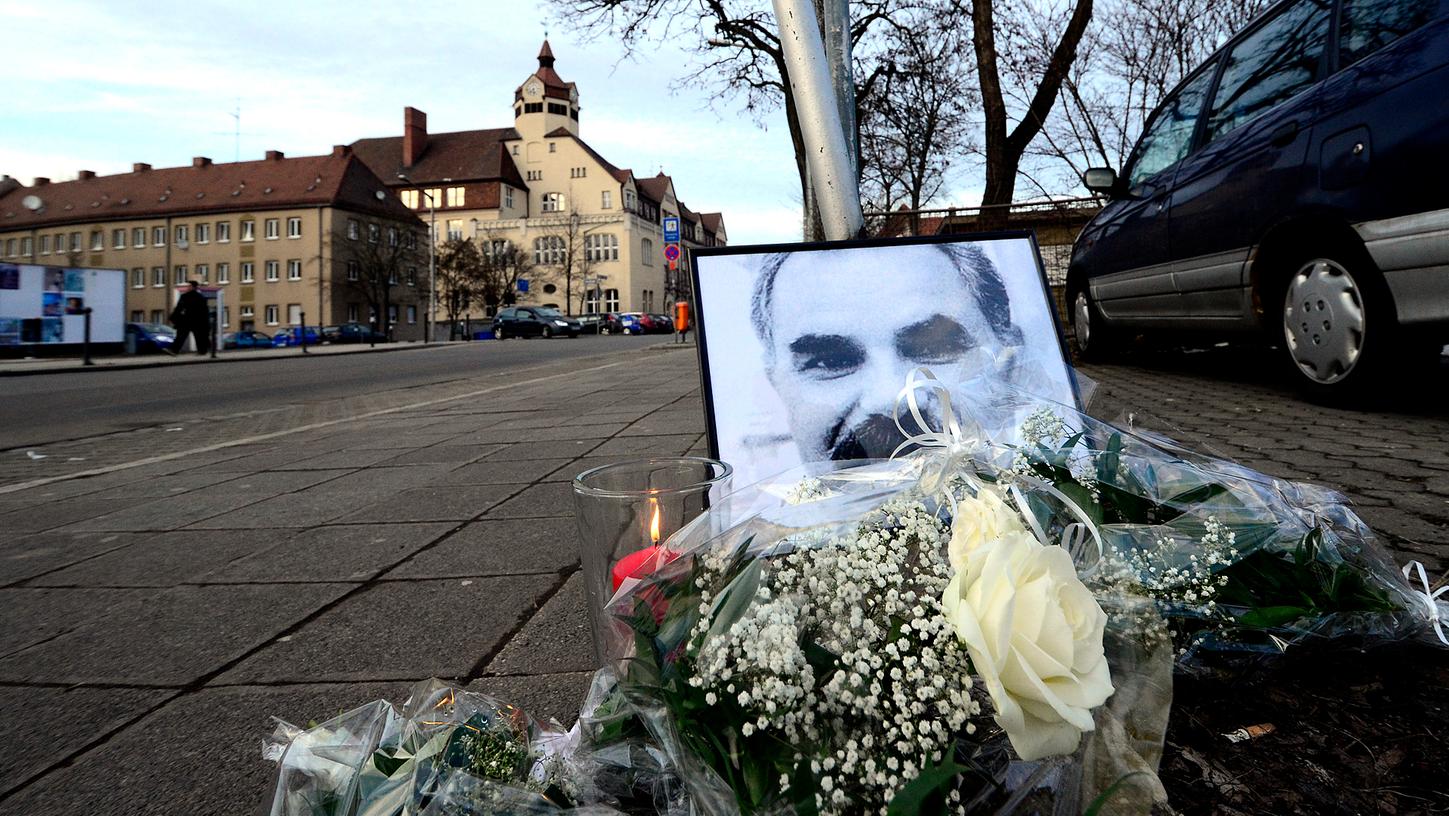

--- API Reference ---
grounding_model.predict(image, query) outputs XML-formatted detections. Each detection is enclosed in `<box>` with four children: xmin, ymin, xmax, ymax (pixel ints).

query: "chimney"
<box><xmin>265</xmin><ymin>150</ymin><xmax>285</xmax><ymax>161</ymax></box>
<box><xmin>33</xmin><ymin>177</ymin><xmax>50</xmax><ymax>186</ymax></box>
<box><xmin>133</xmin><ymin>162</ymin><xmax>152</xmax><ymax>173</ymax></box>
<box><xmin>403</xmin><ymin>106</ymin><xmax>428</xmax><ymax>167</ymax></box>
<box><xmin>192</xmin><ymin>156</ymin><xmax>212</xmax><ymax>168</ymax></box>
<box><xmin>331</xmin><ymin>144</ymin><xmax>352</xmax><ymax>158</ymax></box>
<box><xmin>77</xmin><ymin>170</ymin><xmax>96</xmax><ymax>180</ymax></box>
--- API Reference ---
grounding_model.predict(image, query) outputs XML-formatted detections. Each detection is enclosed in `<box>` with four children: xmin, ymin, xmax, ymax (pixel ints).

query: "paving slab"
<box><xmin>483</xmin><ymin>481</ymin><xmax>576</xmax><ymax>519</ymax></box>
<box><xmin>0</xmin><ymin>583</ymin><xmax>357</xmax><ymax>685</ymax></box>
<box><xmin>0</xmin><ymin>496</ymin><xmax>143</xmax><ymax>534</ymax></box>
<box><xmin>486</xmin><ymin>572</ymin><xmax>595</xmax><ymax>676</ymax></box>
<box><xmin>468</xmin><ymin>671</ymin><xmax>596</xmax><ymax>728</ymax></box>
<box><xmin>448</xmin><ymin>456</ymin><xmax>577</xmax><ymax>485</ymax></box>
<box><xmin>0</xmin><ymin>531</ymin><xmax>139</xmax><ymax>585</ymax></box>
<box><xmin>0</xmin><ymin>683</ymin><xmax>410</xmax><ymax>816</ymax></box>
<box><xmin>0</xmin><ymin>685</ymin><xmax>166</xmax><ymax>798</ymax></box>
<box><xmin>590</xmin><ymin>433</ymin><xmax>701</xmax><ymax>456</ymax></box>
<box><xmin>0</xmin><ymin>587</ymin><xmax>148</xmax><ymax>657</ymax></box>
<box><xmin>205</xmin><ymin>523</ymin><xmax>453</xmax><ymax>583</ymax></box>
<box><xmin>25</xmin><ymin>529</ymin><xmax>296</xmax><ymax>587</ymax></box>
<box><xmin>215</xmin><ymin>575</ymin><xmax>558</xmax><ymax>683</ymax></box>
<box><xmin>58</xmin><ymin>470</ymin><xmax>353</xmax><ymax>532</ymax></box>
<box><xmin>380</xmin><ymin>443</ymin><xmax>507</xmax><ymax>465</ymax></box>
<box><xmin>331</xmin><ymin>483</ymin><xmax>518</xmax><ymax>523</ymax></box>
<box><xmin>268</xmin><ymin>447</ymin><xmax>409</xmax><ymax>470</ymax></box>
<box><xmin>495</xmin><ymin>438</ymin><xmax>605</xmax><ymax>459</ymax></box>
<box><xmin>387</xmin><ymin>517</ymin><xmax>581</xmax><ymax>578</ymax></box>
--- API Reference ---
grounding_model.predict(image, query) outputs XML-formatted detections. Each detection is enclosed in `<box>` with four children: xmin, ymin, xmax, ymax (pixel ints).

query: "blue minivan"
<box><xmin>1069</xmin><ymin>0</ymin><xmax>1448</xmax><ymax>396</ymax></box>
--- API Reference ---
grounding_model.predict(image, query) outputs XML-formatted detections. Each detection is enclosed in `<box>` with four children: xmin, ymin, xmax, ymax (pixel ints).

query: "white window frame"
<box><xmin>241</xmin><ymin>221</ymin><xmax>256</xmax><ymax>241</ymax></box>
<box><xmin>195</xmin><ymin>222</ymin><xmax>210</xmax><ymax>244</ymax></box>
<box><xmin>400</xmin><ymin>189</ymin><xmax>419</xmax><ymax>209</ymax></box>
<box><xmin>287</xmin><ymin>217</ymin><xmax>302</xmax><ymax>238</ymax></box>
<box><xmin>241</xmin><ymin>262</ymin><xmax>255</xmax><ymax>283</ymax></box>
<box><xmin>112</xmin><ymin>229</ymin><xmax>126</xmax><ymax>249</ymax></box>
<box><xmin>287</xmin><ymin>259</ymin><xmax>302</xmax><ymax>280</ymax></box>
<box><xmin>346</xmin><ymin>261</ymin><xmax>359</xmax><ymax>281</ymax></box>
<box><xmin>174</xmin><ymin>225</ymin><xmax>188</xmax><ymax>245</ymax></box>
<box><xmin>153</xmin><ymin>226</ymin><xmax>166</xmax><ymax>246</ymax></box>
<box><xmin>89</xmin><ymin>230</ymin><xmax>103</xmax><ymax>251</ymax></box>
<box><xmin>541</xmin><ymin>192</ymin><xmax>564</xmax><ymax>212</ymax></box>
<box><xmin>217</xmin><ymin>262</ymin><xmax>230</xmax><ymax>284</ymax></box>
<box><xmin>195</xmin><ymin>263</ymin><xmax>209</xmax><ymax>283</ymax></box>
<box><xmin>133</xmin><ymin>227</ymin><xmax>146</xmax><ymax>247</ymax></box>
<box><xmin>153</xmin><ymin>266</ymin><xmax>167</xmax><ymax>287</ymax></box>
<box><xmin>217</xmin><ymin>221</ymin><xmax>231</xmax><ymax>243</ymax></box>
<box><xmin>264</xmin><ymin>305</ymin><xmax>279</xmax><ymax>325</ymax></box>
<box><xmin>601</xmin><ymin>190</ymin><xmax>612</xmax><ymax>209</ymax></box>
<box><xmin>265</xmin><ymin>260</ymin><xmax>280</xmax><ymax>282</ymax></box>
<box><xmin>131</xmin><ymin>268</ymin><xmax>145</xmax><ymax>288</ymax></box>
<box><xmin>240</xmin><ymin>305</ymin><xmax>255</xmax><ymax>319</ymax></box>
<box><xmin>264</xmin><ymin>218</ymin><xmax>280</xmax><ymax>240</ymax></box>
<box><xmin>407</xmin><ymin>305</ymin><xmax>418</xmax><ymax>324</ymax></box>
<box><xmin>174</xmin><ymin>265</ymin><xmax>187</xmax><ymax>283</ymax></box>
<box><xmin>347</xmin><ymin>219</ymin><xmax>360</xmax><ymax>240</ymax></box>
<box><xmin>504</xmin><ymin>186</ymin><xmax>514</xmax><ymax>208</ymax></box>
<box><xmin>446</xmin><ymin>220</ymin><xmax>463</xmax><ymax>242</ymax></box>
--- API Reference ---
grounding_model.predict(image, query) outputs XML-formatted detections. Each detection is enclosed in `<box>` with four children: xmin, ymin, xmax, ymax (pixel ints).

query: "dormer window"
<box><xmin>523</xmin><ymin>102</ymin><xmax>543</xmax><ymax>114</ymax></box>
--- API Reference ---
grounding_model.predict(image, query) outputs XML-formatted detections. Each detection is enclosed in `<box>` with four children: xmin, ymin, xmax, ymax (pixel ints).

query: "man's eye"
<box><xmin>787</xmin><ymin>335</ymin><xmax>865</xmax><ymax>378</ymax></box>
<box><xmin>897</xmin><ymin>315</ymin><xmax>972</xmax><ymax>363</ymax></box>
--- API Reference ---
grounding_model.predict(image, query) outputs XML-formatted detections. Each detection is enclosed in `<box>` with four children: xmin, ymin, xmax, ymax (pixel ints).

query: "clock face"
<box><xmin>525</xmin><ymin>80</ymin><xmax>541</xmax><ymax>98</ymax></box>
<box><xmin>569</xmin><ymin>88</ymin><xmax>578</xmax><ymax>104</ymax></box>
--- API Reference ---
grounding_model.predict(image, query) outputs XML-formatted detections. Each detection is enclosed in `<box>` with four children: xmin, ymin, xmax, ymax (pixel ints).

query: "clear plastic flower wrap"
<box><xmin>592</xmin><ymin>369</ymin><xmax>1445</xmax><ymax>814</ymax></box>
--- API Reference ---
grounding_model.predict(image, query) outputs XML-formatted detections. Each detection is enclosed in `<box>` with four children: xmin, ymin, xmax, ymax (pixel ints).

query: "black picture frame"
<box><xmin>688</xmin><ymin>230</ymin><xmax>1081</xmax><ymax>489</ymax></box>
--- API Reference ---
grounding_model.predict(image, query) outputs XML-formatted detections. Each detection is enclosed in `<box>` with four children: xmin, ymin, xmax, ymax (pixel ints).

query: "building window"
<box><xmin>287</xmin><ymin>259</ymin><xmax>302</xmax><ymax>280</ymax></box>
<box><xmin>641</xmin><ymin>238</ymin><xmax>654</xmax><ymax>265</ymax></box>
<box><xmin>400</xmin><ymin>189</ymin><xmax>419</xmax><ymax>209</ymax></box>
<box><xmin>195</xmin><ymin>222</ymin><xmax>210</xmax><ymax>244</ymax></box>
<box><xmin>265</xmin><ymin>305</ymin><xmax>279</xmax><ymax>325</ymax></box>
<box><xmin>524</xmin><ymin>102</ymin><xmax>543</xmax><ymax>114</ymax></box>
<box><xmin>346</xmin><ymin>261</ymin><xmax>359</xmax><ymax>281</ymax></box>
<box><xmin>68</xmin><ymin>232</ymin><xmax>81</xmax><ymax>251</ymax></box>
<box><xmin>407</xmin><ymin>305</ymin><xmax>417</xmax><ymax>324</ymax></box>
<box><xmin>152</xmin><ymin>226</ymin><xmax>165</xmax><ymax>246</ymax></box>
<box><xmin>526</xmin><ymin>170</ymin><xmax>542</xmax><ymax>182</ymax></box>
<box><xmin>112</xmin><ymin>229</ymin><xmax>126</xmax><ymax>249</ymax></box>
<box><xmin>347</xmin><ymin>219</ymin><xmax>359</xmax><ymax>240</ymax></box>
<box><xmin>241</xmin><ymin>262</ymin><xmax>255</xmax><ymax>283</ymax></box>
<box><xmin>532</xmin><ymin>235</ymin><xmax>565</xmax><ymax>265</ymax></box>
<box><xmin>153</xmin><ymin>266</ymin><xmax>167</xmax><ymax>287</ymax></box>
<box><xmin>131</xmin><ymin>268</ymin><xmax>145</xmax><ymax>288</ymax></box>
<box><xmin>131</xmin><ymin>310</ymin><xmax>144</xmax><ymax>322</ymax></box>
<box><xmin>86</xmin><ymin>230</ymin><xmax>101</xmax><ymax>251</ymax></box>
<box><xmin>241</xmin><ymin>305</ymin><xmax>254</xmax><ymax>319</ymax></box>
<box><xmin>217</xmin><ymin>263</ymin><xmax>230</xmax><ymax>283</ymax></box>
<box><xmin>133</xmin><ymin>227</ymin><xmax>146</xmax><ymax>247</ymax></box>
<box><xmin>541</xmin><ymin>192</ymin><xmax>564</xmax><ymax>212</ymax></box>
<box><xmin>287</xmin><ymin>217</ymin><xmax>301</xmax><ymax>238</ymax></box>
<box><xmin>585</xmin><ymin>233</ymin><xmax>619</xmax><ymax>262</ymax></box>
<box><xmin>604</xmin><ymin>288</ymin><xmax>620</xmax><ymax>312</ymax></box>
<box><xmin>485</xmin><ymin>239</ymin><xmax>509</xmax><ymax>259</ymax></box>
<box><xmin>548</xmin><ymin>141</ymin><xmax>557</xmax><ymax>152</ymax></box>
<box><xmin>38</xmin><ymin>235</ymin><xmax>49</xmax><ymax>255</ymax></box>
<box><xmin>53</xmin><ymin>233</ymin><xmax>64</xmax><ymax>253</ymax></box>
<box><xmin>216</xmin><ymin>221</ymin><xmax>230</xmax><ymax>242</ymax></box>
<box><xmin>174</xmin><ymin>265</ymin><xmax>187</xmax><ymax>283</ymax></box>
<box><xmin>406</xmin><ymin>231</ymin><xmax>417</xmax><ymax>249</ymax></box>
<box><xmin>388</xmin><ymin>304</ymin><xmax>399</xmax><ymax>325</ymax></box>
<box><xmin>570</xmin><ymin>167</ymin><xmax>588</xmax><ymax>178</ymax></box>
<box><xmin>196</xmin><ymin>264</ymin><xmax>209</xmax><ymax>283</ymax></box>
<box><xmin>241</xmin><ymin>220</ymin><xmax>255</xmax><ymax>241</ymax></box>
<box><xmin>571</xmin><ymin>107</ymin><xmax>579</xmax><ymax>121</ymax></box>
<box><xmin>21</xmin><ymin>237</ymin><xmax>33</xmax><ymax>256</ymax></box>
<box><xmin>264</xmin><ymin>218</ymin><xmax>279</xmax><ymax>240</ymax></box>
<box><xmin>445</xmin><ymin>186</ymin><xmax>465</xmax><ymax>207</ymax></box>
<box><xmin>406</xmin><ymin>267</ymin><xmax>417</xmax><ymax>285</ymax></box>
<box><xmin>151</xmin><ymin>309</ymin><xmax>166</xmax><ymax>324</ymax></box>
<box><xmin>3</xmin><ymin>239</ymin><xmax>13</xmax><ymax>256</ymax></box>
<box><xmin>387</xmin><ymin>226</ymin><xmax>399</xmax><ymax>247</ymax></box>
<box><xmin>174</xmin><ymin>224</ymin><xmax>188</xmax><ymax>245</ymax></box>
<box><xmin>504</xmin><ymin>186</ymin><xmax>514</xmax><ymax>208</ymax></box>
<box><xmin>387</xmin><ymin>268</ymin><xmax>398</xmax><ymax>285</ymax></box>
<box><xmin>368</xmin><ymin>223</ymin><xmax>380</xmax><ymax>243</ymax></box>
<box><xmin>346</xmin><ymin>303</ymin><xmax>359</xmax><ymax>322</ymax></box>
<box><xmin>446</xmin><ymin>219</ymin><xmax>463</xmax><ymax>241</ymax></box>
<box><xmin>288</xmin><ymin>303</ymin><xmax>302</xmax><ymax>325</ymax></box>
<box><xmin>601</xmin><ymin>190</ymin><xmax>612</xmax><ymax>209</ymax></box>
<box><xmin>265</xmin><ymin>260</ymin><xmax>279</xmax><ymax>281</ymax></box>
<box><xmin>425</xmin><ymin>188</ymin><xmax>441</xmax><ymax>208</ymax></box>
<box><xmin>221</xmin><ymin>307</ymin><xmax>230</xmax><ymax>328</ymax></box>
<box><xmin>511</xmin><ymin>144</ymin><xmax>519</xmax><ymax>155</ymax></box>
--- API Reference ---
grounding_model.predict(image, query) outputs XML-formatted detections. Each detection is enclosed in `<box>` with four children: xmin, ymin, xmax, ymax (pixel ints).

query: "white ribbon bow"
<box><xmin>888</xmin><ymin>367</ymin><xmax>1104</xmax><ymax>572</ymax></box>
<box><xmin>1402</xmin><ymin>560</ymin><xmax>1449</xmax><ymax>646</ymax></box>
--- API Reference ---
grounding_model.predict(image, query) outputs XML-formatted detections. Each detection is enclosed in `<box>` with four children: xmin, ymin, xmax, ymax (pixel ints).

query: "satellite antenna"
<box><xmin>21</xmin><ymin>195</ymin><xmax>44</xmax><ymax>212</ymax></box>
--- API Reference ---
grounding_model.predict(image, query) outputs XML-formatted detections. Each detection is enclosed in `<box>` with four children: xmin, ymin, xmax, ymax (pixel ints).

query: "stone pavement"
<box><xmin>0</xmin><ymin>342</ymin><xmax>1445</xmax><ymax>815</ymax></box>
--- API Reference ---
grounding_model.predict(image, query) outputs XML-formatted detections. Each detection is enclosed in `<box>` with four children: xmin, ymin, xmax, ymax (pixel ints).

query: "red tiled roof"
<box><xmin>0</xmin><ymin>151</ymin><xmax>421</xmax><ymax>231</ymax></box>
<box><xmin>516</xmin><ymin>40</ymin><xmax>577</xmax><ymax>102</ymax></box>
<box><xmin>543</xmin><ymin>129</ymin><xmax>631</xmax><ymax>185</ymax></box>
<box><xmin>636</xmin><ymin>173</ymin><xmax>673</xmax><ymax>205</ymax></box>
<box><xmin>350</xmin><ymin>128</ymin><xmax>527</xmax><ymax>191</ymax></box>
<box><xmin>699</xmin><ymin>212</ymin><xmax>724</xmax><ymax>233</ymax></box>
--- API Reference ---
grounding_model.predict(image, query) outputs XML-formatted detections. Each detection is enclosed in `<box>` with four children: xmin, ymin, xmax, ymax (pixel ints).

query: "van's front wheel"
<box><xmin>1069</xmin><ymin>283</ymin><xmax>1117</xmax><ymax>362</ymax></box>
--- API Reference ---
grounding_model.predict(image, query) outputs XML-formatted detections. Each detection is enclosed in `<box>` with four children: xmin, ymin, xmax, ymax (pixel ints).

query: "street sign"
<box><xmin>662</xmin><ymin>216</ymin><xmax>680</xmax><ymax>243</ymax></box>
<box><xmin>664</xmin><ymin>244</ymin><xmax>681</xmax><ymax>262</ymax></box>
<box><xmin>517</xmin><ymin>279</ymin><xmax>529</xmax><ymax>293</ymax></box>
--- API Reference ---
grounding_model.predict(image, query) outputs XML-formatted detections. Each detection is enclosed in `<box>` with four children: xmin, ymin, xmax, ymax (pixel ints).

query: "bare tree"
<box><xmin>338</xmin><ymin>223</ymin><xmax>423</xmax><ymax>340</ymax></box>
<box><xmin>435</xmin><ymin>237</ymin><xmax>485</xmax><ymax>339</ymax></box>
<box><xmin>478</xmin><ymin>240</ymin><xmax>534</xmax><ymax>313</ymax></box>
<box><xmin>858</xmin><ymin>11</ymin><xmax>976</xmax><ymax>233</ymax></box>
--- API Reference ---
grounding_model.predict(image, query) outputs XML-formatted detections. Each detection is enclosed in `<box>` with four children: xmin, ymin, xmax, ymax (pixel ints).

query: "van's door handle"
<box><xmin>1270</xmin><ymin>121</ymin><xmax>1300</xmax><ymax>147</ymax></box>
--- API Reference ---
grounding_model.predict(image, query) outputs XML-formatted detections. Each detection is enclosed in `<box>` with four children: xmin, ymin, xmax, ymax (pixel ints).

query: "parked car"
<box><xmin>221</xmin><ymin>330</ymin><xmax>273</xmax><ymax>350</ymax></box>
<box><xmin>125</xmin><ymin>322</ymin><xmax>175</xmax><ymax>354</ymax></box>
<box><xmin>324</xmin><ymin>323</ymin><xmax>389</xmax><ymax>344</ymax></box>
<box><xmin>1068</xmin><ymin>0</ymin><xmax>1449</xmax><ymax>397</ymax></box>
<box><xmin>574</xmin><ymin>314</ymin><xmax>607</xmax><ymax>335</ymax></box>
<box><xmin>492</xmin><ymin>306</ymin><xmax>582</xmax><ymax>339</ymax></box>
<box><xmin>271</xmin><ymin>327</ymin><xmax>322</xmax><ymax>347</ymax></box>
<box><xmin>650</xmin><ymin>313</ymin><xmax>676</xmax><ymax>334</ymax></box>
<box><xmin>613</xmin><ymin>313</ymin><xmax>650</xmax><ymax>335</ymax></box>
<box><xmin>599</xmin><ymin>313</ymin><xmax>625</xmax><ymax>334</ymax></box>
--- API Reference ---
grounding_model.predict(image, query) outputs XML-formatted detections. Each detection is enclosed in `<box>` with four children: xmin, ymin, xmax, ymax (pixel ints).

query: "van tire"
<box><xmin>1068</xmin><ymin>281</ymin><xmax>1118</xmax><ymax>362</ymax></box>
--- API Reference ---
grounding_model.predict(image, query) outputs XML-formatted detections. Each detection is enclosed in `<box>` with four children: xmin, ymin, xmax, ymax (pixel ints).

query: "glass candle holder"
<box><xmin>572</xmin><ymin>456</ymin><xmax>732</xmax><ymax>665</ymax></box>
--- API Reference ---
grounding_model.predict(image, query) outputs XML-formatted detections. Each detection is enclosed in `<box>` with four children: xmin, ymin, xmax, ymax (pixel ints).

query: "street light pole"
<box><xmin>397</xmin><ymin>174</ymin><xmax>437</xmax><ymax>344</ymax></box>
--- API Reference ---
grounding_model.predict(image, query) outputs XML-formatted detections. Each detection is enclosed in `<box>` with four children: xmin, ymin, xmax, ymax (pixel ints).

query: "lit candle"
<box><xmin>611</xmin><ymin>498</ymin><xmax>663</xmax><ymax>591</ymax></box>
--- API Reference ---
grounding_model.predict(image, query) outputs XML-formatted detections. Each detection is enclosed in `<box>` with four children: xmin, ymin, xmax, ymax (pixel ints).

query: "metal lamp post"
<box><xmin>397</xmin><ymin>174</ymin><xmax>437</xmax><ymax>344</ymax></box>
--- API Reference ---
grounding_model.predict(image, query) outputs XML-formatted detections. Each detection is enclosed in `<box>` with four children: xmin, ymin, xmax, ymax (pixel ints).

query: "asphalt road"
<box><xmin>0</xmin><ymin>335</ymin><xmax>663</xmax><ymax>451</ymax></box>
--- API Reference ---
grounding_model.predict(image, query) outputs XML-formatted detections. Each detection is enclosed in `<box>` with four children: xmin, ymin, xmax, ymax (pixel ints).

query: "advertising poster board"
<box><xmin>0</xmin><ymin>263</ymin><xmax>126</xmax><ymax>346</ymax></box>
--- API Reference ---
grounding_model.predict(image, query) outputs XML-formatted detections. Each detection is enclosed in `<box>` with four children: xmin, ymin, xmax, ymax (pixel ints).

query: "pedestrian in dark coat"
<box><xmin>169</xmin><ymin>281</ymin><xmax>211</xmax><ymax>356</ymax></box>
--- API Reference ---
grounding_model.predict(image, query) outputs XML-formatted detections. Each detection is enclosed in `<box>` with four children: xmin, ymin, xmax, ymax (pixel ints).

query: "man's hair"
<box><xmin>749</xmin><ymin>242</ymin><xmax>1021</xmax><ymax>356</ymax></box>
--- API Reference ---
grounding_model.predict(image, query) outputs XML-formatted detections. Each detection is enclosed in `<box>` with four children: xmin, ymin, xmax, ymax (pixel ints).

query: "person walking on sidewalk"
<box><xmin>168</xmin><ymin>281</ymin><xmax>211</xmax><ymax>356</ymax></box>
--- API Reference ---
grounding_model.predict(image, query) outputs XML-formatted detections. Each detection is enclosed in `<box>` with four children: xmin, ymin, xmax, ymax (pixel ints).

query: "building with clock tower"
<box><xmin>349</xmin><ymin>41</ymin><xmax>726</xmax><ymax>325</ymax></box>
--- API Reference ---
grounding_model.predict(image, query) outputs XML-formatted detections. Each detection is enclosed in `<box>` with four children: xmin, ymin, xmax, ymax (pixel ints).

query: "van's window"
<box><xmin>1205</xmin><ymin>0</ymin><xmax>1331</xmax><ymax>143</ymax></box>
<box><xmin>1126</xmin><ymin>65</ymin><xmax>1217</xmax><ymax>188</ymax></box>
<box><xmin>1340</xmin><ymin>0</ymin><xmax>1436</xmax><ymax>66</ymax></box>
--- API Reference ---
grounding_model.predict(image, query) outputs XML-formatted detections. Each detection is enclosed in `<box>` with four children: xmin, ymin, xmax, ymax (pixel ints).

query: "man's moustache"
<box><xmin>828</xmin><ymin>413</ymin><xmax>926</xmax><ymax>461</ymax></box>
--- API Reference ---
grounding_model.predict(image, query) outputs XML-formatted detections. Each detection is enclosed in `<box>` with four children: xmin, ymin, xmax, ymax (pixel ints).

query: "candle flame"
<box><xmin>649</xmin><ymin>499</ymin><xmax>661</xmax><ymax>544</ymax></box>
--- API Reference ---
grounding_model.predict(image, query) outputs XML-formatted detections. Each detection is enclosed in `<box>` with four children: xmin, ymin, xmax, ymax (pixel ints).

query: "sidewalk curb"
<box><xmin>0</xmin><ymin>342</ymin><xmax>457</xmax><ymax>378</ymax></box>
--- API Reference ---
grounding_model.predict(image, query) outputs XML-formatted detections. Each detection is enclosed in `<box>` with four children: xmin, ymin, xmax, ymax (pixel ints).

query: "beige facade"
<box><xmin>351</xmin><ymin>41</ymin><xmax>726</xmax><ymax>318</ymax></box>
<box><xmin>0</xmin><ymin>151</ymin><xmax>428</xmax><ymax>341</ymax></box>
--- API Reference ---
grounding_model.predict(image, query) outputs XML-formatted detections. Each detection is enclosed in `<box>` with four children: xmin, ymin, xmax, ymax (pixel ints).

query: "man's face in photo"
<box><xmin>763</xmin><ymin>245</ymin><xmax>1013</xmax><ymax>462</ymax></box>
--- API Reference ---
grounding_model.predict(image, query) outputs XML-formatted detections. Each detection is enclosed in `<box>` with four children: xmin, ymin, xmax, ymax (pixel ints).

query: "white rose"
<box><xmin>948</xmin><ymin>485</ymin><xmax>1027</xmax><ymax>572</ymax></box>
<box><xmin>942</xmin><ymin>530</ymin><xmax>1114</xmax><ymax>761</ymax></box>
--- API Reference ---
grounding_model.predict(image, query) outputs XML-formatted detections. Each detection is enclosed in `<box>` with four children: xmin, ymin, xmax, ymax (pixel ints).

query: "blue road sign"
<box><xmin>662</xmin><ymin>216</ymin><xmax>680</xmax><ymax>243</ymax></box>
<box><xmin>517</xmin><ymin>279</ymin><xmax>529</xmax><ymax>293</ymax></box>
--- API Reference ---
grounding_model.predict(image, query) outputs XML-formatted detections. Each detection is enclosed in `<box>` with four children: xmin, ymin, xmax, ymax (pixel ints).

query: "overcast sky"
<box><xmin>0</xmin><ymin>0</ymin><xmax>841</xmax><ymax>245</ymax></box>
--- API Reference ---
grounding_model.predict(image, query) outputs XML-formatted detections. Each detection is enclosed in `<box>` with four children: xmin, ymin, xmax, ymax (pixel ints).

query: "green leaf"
<box><xmin>1096</xmin><ymin>433</ymin><xmax>1123</xmax><ymax>483</ymax></box>
<box><xmin>1056</xmin><ymin>481</ymin><xmax>1105</xmax><ymax>525</ymax></box>
<box><xmin>887</xmin><ymin>758</ymin><xmax>966</xmax><ymax>816</ymax></box>
<box><xmin>1238</xmin><ymin>605</ymin><xmax>1312</xmax><ymax>628</ymax></box>
<box><xmin>704</xmin><ymin>557</ymin><xmax>764</xmax><ymax>646</ymax></box>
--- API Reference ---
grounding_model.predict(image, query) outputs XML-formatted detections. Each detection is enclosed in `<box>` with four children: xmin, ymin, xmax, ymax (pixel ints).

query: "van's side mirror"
<box><xmin>1083</xmin><ymin>167</ymin><xmax>1120</xmax><ymax>196</ymax></box>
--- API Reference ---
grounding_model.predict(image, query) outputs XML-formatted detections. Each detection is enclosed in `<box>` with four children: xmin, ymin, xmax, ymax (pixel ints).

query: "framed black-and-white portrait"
<box><xmin>690</xmin><ymin>232</ymin><xmax>1079</xmax><ymax>489</ymax></box>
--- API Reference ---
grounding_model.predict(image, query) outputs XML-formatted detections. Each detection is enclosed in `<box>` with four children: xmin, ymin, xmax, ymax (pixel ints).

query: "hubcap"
<box><xmin>1073</xmin><ymin>291</ymin><xmax>1092</xmax><ymax>349</ymax></box>
<box><xmin>1283</xmin><ymin>259</ymin><xmax>1366</xmax><ymax>384</ymax></box>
